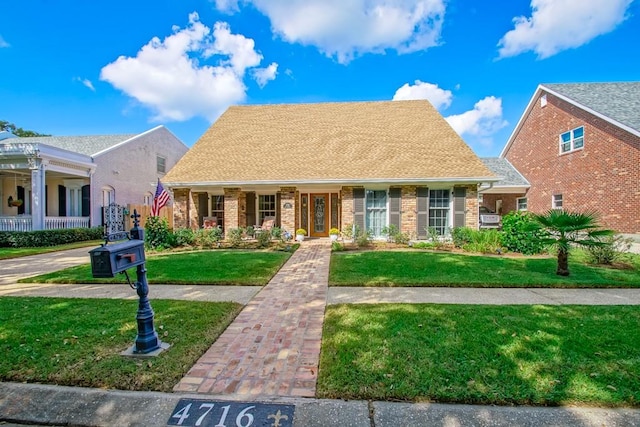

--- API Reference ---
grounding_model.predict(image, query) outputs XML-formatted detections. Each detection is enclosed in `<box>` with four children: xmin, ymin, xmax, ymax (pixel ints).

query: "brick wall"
<box><xmin>505</xmin><ymin>91</ymin><xmax>640</xmax><ymax>234</ymax></box>
<box><xmin>340</xmin><ymin>187</ymin><xmax>354</xmax><ymax>230</ymax></box>
<box><xmin>400</xmin><ymin>186</ymin><xmax>417</xmax><ymax>236</ymax></box>
<box><xmin>481</xmin><ymin>194</ymin><xmax>525</xmax><ymax>215</ymax></box>
<box><xmin>223</xmin><ymin>188</ymin><xmax>241</xmax><ymax>230</ymax></box>
<box><xmin>279</xmin><ymin>187</ymin><xmax>296</xmax><ymax>233</ymax></box>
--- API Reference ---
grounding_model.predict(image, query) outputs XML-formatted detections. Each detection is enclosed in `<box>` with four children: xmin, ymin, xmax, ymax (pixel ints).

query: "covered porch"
<box><xmin>0</xmin><ymin>141</ymin><xmax>95</xmax><ymax>232</ymax></box>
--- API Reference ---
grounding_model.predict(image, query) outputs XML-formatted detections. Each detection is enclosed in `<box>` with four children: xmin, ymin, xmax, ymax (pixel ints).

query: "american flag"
<box><xmin>150</xmin><ymin>179</ymin><xmax>170</xmax><ymax>216</ymax></box>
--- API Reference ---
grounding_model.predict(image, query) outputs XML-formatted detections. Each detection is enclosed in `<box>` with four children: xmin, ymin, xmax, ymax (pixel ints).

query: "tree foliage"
<box><xmin>532</xmin><ymin>210</ymin><xmax>614</xmax><ymax>276</ymax></box>
<box><xmin>0</xmin><ymin>120</ymin><xmax>50</xmax><ymax>137</ymax></box>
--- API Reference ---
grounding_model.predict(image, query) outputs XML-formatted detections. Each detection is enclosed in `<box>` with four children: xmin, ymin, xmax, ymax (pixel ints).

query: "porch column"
<box><xmin>279</xmin><ymin>186</ymin><xmax>296</xmax><ymax>233</ymax></box>
<box><xmin>401</xmin><ymin>186</ymin><xmax>417</xmax><ymax>237</ymax></box>
<box><xmin>31</xmin><ymin>161</ymin><xmax>45</xmax><ymax>230</ymax></box>
<box><xmin>464</xmin><ymin>185</ymin><xmax>479</xmax><ymax>230</ymax></box>
<box><xmin>223</xmin><ymin>188</ymin><xmax>243</xmax><ymax>231</ymax></box>
<box><xmin>172</xmin><ymin>188</ymin><xmax>191</xmax><ymax>229</ymax></box>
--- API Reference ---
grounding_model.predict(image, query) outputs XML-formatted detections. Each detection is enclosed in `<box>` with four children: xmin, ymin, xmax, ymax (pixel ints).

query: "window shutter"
<box><xmin>353</xmin><ymin>188</ymin><xmax>365</xmax><ymax>231</ymax></box>
<box><xmin>198</xmin><ymin>193</ymin><xmax>208</xmax><ymax>227</ymax></box>
<box><xmin>81</xmin><ymin>185</ymin><xmax>91</xmax><ymax>217</ymax></box>
<box><xmin>454</xmin><ymin>187</ymin><xmax>466</xmax><ymax>228</ymax></box>
<box><xmin>58</xmin><ymin>185</ymin><xmax>66</xmax><ymax>216</ymax></box>
<box><xmin>17</xmin><ymin>186</ymin><xmax>25</xmax><ymax>215</ymax></box>
<box><xmin>416</xmin><ymin>187</ymin><xmax>429</xmax><ymax>239</ymax></box>
<box><xmin>389</xmin><ymin>188</ymin><xmax>401</xmax><ymax>229</ymax></box>
<box><xmin>245</xmin><ymin>192</ymin><xmax>256</xmax><ymax>227</ymax></box>
<box><xmin>276</xmin><ymin>193</ymin><xmax>282</xmax><ymax>227</ymax></box>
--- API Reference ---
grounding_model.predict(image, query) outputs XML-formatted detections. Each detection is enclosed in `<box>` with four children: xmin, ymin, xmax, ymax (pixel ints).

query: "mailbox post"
<box><xmin>89</xmin><ymin>209</ymin><xmax>168</xmax><ymax>356</ymax></box>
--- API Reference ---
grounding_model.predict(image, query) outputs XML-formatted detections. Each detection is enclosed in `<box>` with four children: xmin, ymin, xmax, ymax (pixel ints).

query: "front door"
<box><xmin>310</xmin><ymin>193</ymin><xmax>329</xmax><ymax>237</ymax></box>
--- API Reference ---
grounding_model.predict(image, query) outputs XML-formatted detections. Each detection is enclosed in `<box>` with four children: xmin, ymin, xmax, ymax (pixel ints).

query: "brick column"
<box><xmin>400</xmin><ymin>186</ymin><xmax>417</xmax><ymax>237</ymax></box>
<box><xmin>340</xmin><ymin>187</ymin><xmax>354</xmax><ymax>230</ymax></box>
<box><xmin>172</xmin><ymin>189</ymin><xmax>190</xmax><ymax>229</ymax></box>
<box><xmin>279</xmin><ymin>186</ymin><xmax>297</xmax><ymax>233</ymax></box>
<box><xmin>188</xmin><ymin>192</ymin><xmax>200</xmax><ymax>229</ymax></box>
<box><xmin>464</xmin><ymin>185</ymin><xmax>479</xmax><ymax>230</ymax></box>
<box><xmin>224</xmin><ymin>188</ymin><xmax>241</xmax><ymax>230</ymax></box>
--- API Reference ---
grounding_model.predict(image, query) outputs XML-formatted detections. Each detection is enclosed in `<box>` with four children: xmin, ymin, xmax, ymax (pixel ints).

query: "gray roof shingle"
<box><xmin>480</xmin><ymin>157</ymin><xmax>529</xmax><ymax>187</ymax></box>
<box><xmin>542</xmin><ymin>82</ymin><xmax>640</xmax><ymax>132</ymax></box>
<box><xmin>4</xmin><ymin>134</ymin><xmax>137</xmax><ymax>156</ymax></box>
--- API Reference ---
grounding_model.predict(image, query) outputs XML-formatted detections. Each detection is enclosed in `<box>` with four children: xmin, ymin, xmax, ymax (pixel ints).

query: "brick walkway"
<box><xmin>174</xmin><ymin>238</ymin><xmax>331</xmax><ymax>398</ymax></box>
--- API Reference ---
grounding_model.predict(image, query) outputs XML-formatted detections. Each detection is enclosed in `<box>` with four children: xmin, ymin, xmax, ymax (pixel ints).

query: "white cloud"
<box><xmin>445</xmin><ymin>96</ymin><xmax>507</xmax><ymax>137</ymax></box>
<box><xmin>253</xmin><ymin>62</ymin><xmax>278</xmax><ymax>88</ymax></box>
<box><xmin>100</xmin><ymin>13</ymin><xmax>277</xmax><ymax>122</ymax></box>
<box><xmin>498</xmin><ymin>0</ymin><xmax>634</xmax><ymax>59</ymax></box>
<box><xmin>0</xmin><ymin>35</ymin><xmax>10</xmax><ymax>48</ymax></box>
<box><xmin>213</xmin><ymin>0</ymin><xmax>240</xmax><ymax>13</ymax></box>
<box><xmin>392</xmin><ymin>80</ymin><xmax>452</xmax><ymax>110</ymax></box>
<box><xmin>74</xmin><ymin>77</ymin><xmax>95</xmax><ymax>92</ymax></box>
<box><xmin>221</xmin><ymin>0</ymin><xmax>446</xmax><ymax>63</ymax></box>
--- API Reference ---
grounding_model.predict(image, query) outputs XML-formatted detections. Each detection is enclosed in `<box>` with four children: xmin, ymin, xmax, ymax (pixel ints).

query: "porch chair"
<box><xmin>254</xmin><ymin>216</ymin><xmax>276</xmax><ymax>236</ymax></box>
<box><xmin>203</xmin><ymin>216</ymin><xmax>218</xmax><ymax>229</ymax></box>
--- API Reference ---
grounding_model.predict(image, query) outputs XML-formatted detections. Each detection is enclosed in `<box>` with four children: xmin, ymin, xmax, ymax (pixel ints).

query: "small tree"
<box><xmin>532</xmin><ymin>210</ymin><xmax>613</xmax><ymax>276</ymax></box>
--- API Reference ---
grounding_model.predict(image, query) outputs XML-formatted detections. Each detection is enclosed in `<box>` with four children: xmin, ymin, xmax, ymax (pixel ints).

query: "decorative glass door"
<box><xmin>310</xmin><ymin>194</ymin><xmax>329</xmax><ymax>237</ymax></box>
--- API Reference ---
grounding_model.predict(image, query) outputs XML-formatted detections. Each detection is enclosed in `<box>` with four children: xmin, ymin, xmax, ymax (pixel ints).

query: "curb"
<box><xmin>2</xmin><ymin>383</ymin><xmax>639</xmax><ymax>427</ymax></box>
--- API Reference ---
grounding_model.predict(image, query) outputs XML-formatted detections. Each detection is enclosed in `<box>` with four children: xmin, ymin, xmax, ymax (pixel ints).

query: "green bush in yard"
<box><xmin>144</xmin><ymin>216</ymin><xmax>172</xmax><ymax>250</ymax></box>
<box><xmin>500</xmin><ymin>211</ymin><xmax>547</xmax><ymax>255</ymax></box>
<box><xmin>173</xmin><ymin>228</ymin><xmax>196</xmax><ymax>247</ymax></box>
<box><xmin>463</xmin><ymin>229</ymin><xmax>502</xmax><ymax>254</ymax></box>
<box><xmin>256</xmin><ymin>228</ymin><xmax>272</xmax><ymax>248</ymax></box>
<box><xmin>195</xmin><ymin>227</ymin><xmax>222</xmax><ymax>248</ymax></box>
<box><xmin>586</xmin><ymin>234</ymin><xmax>633</xmax><ymax>265</ymax></box>
<box><xmin>451</xmin><ymin>226</ymin><xmax>474</xmax><ymax>248</ymax></box>
<box><xmin>226</xmin><ymin>227</ymin><xmax>244</xmax><ymax>248</ymax></box>
<box><xmin>0</xmin><ymin>227</ymin><xmax>103</xmax><ymax>248</ymax></box>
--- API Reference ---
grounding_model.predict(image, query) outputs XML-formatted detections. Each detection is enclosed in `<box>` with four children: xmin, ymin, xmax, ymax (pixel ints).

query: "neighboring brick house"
<box><xmin>500</xmin><ymin>82</ymin><xmax>640</xmax><ymax>234</ymax></box>
<box><xmin>0</xmin><ymin>125</ymin><xmax>188</xmax><ymax>231</ymax></box>
<box><xmin>479</xmin><ymin>157</ymin><xmax>530</xmax><ymax>215</ymax></box>
<box><xmin>163</xmin><ymin>100</ymin><xmax>498</xmax><ymax>239</ymax></box>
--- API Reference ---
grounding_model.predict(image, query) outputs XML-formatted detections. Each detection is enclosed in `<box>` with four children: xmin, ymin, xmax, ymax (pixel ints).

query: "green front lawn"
<box><xmin>19</xmin><ymin>250</ymin><xmax>291</xmax><ymax>285</ymax></box>
<box><xmin>318</xmin><ymin>304</ymin><xmax>640</xmax><ymax>406</ymax></box>
<box><xmin>0</xmin><ymin>296</ymin><xmax>241</xmax><ymax>392</ymax></box>
<box><xmin>330</xmin><ymin>251</ymin><xmax>640</xmax><ymax>287</ymax></box>
<box><xmin>0</xmin><ymin>240</ymin><xmax>103</xmax><ymax>260</ymax></box>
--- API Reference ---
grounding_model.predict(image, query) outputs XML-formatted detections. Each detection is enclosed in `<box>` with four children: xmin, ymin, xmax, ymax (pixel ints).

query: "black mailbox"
<box><xmin>89</xmin><ymin>240</ymin><xmax>146</xmax><ymax>278</ymax></box>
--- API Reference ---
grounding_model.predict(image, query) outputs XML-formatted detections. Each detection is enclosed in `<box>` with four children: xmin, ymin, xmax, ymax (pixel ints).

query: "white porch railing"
<box><xmin>0</xmin><ymin>216</ymin><xmax>90</xmax><ymax>232</ymax></box>
<box><xmin>45</xmin><ymin>217</ymin><xmax>90</xmax><ymax>230</ymax></box>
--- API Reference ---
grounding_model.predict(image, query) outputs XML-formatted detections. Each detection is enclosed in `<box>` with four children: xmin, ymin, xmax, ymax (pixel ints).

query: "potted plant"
<box><xmin>7</xmin><ymin>196</ymin><xmax>23</xmax><ymax>207</ymax></box>
<box><xmin>329</xmin><ymin>227</ymin><xmax>340</xmax><ymax>241</ymax></box>
<box><xmin>296</xmin><ymin>228</ymin><xmax>307</xmax><ymax>242</ymax></box>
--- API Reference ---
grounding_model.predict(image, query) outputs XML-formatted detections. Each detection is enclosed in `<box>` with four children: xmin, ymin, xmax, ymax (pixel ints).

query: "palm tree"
<box><xmin>532</xmin><ymin>210</ymin><xmax>614</xmax><ymax>276</ymax></box>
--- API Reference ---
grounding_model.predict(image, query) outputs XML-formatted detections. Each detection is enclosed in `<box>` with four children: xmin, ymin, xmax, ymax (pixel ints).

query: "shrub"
<box><xmin>451</xmin><ymin>227</ymin><xmax>474</xmax><ymax>248</ymax></box>
<box><xmin>256</xmin><ymin>228</ymin><xmax>272</xmax><ymax>248</ymax></box>
<box><xmin>173</xmin><ymin>228</ymin><xmax>196</xmax><ymax>247</ymax></box>
<box><xmin>270</xmin><ymin>227</ymin><xmax>282</xmax><ymax>240</ymax></box>
<box><xmin>145</xmin><ymin>216</ymin><xmax>172</xmax><ymax>250</ymax></box>
<box><xmin>331</xmin><ymin>241</ymin><xmax>345</xmax><ymax>252</ymax></box>
<box><xmin>226</xmin><ymin>227</ymin><xmax>244</xmax><ymax>248</ymax></box>
<box><xmin>586</xmin><ymin>234</ymin><xmax>633</xmax><ymax>265</ymax></box>
<box><xmin>424</xmin><ymin>227</ymin><xmax>445</xmax><ymax>250</ymax></box>
<box><xmin>195</xmin><ymin>227</ymin><xmax>223</xmax><ymax>248</ymax></box>
<box><xmin>462</xmin><ymin>229</ymin><xmax>503</xmax><ymax>254</ymax></box>
<box><xmin>341</xmin><ymin>224</ymin><xmax>356</xmax><ymax>240</ymax></box>
<box><xmin>355</xmin><ymin>228</ymin><xmax>373</xmax><ymax>247</ymax></box>
<box><xmin>0</xmin><ymin>227</ymin><xmax>103</xmax><ymax>248</ymax></box>
<box><xmin>381</xmin><ymin>224</ymin><xmax>410</xmax><ymax>245</ymax></box>
<box><xmin>500</xmin><ymin>211</ymin><xmax>547</xmax><ymax>255</ymax></box>
<box><xmin>245</xmin><ymin>226</ymin><xmax>255</xmax><ymax>238</ymax></box>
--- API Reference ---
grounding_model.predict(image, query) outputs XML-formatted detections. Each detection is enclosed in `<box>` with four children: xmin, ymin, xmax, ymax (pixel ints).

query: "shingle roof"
<box><xmin>543</xmin><ymin>82</ymin><xmax>640</xmax><ymax>132</ymax></box>
<box><xmin>164</xmin><ymin>100</ymin><xmax>495</xmax><ymax>185</ymax></box>
<box><xmin>4</xmin><ymin>134</ymin><xmax>137</xmax><ymax>156</ymax></box>
<box><xmin>480</xmin><ymin>157</ymin><xmax>530</xmax><ymax>187</ymax></box>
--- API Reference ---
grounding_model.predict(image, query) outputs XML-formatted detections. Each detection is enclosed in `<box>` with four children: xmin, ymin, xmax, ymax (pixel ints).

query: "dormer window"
<box><xmin>559</xmin><ymin>126</ymin><xmax>584</xmax><ymax>154</ymax></box>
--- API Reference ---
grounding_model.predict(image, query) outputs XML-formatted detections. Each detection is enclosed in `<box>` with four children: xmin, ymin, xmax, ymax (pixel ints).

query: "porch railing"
<box><xmin>0</xmin><ymin>216</ymin><xmax>90</xmax><ymax>232</ymax></box>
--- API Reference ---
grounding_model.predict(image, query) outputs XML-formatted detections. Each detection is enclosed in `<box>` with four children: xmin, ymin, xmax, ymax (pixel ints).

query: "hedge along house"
<box><xmin>0</xmin><ymin>126</ymin><xmax>188</xmax><ymax>232</ymax></box>
<box><xmin>163</xmin><ymin>100</ymin><xmax>498</xmax><ymax>239</ymax></box>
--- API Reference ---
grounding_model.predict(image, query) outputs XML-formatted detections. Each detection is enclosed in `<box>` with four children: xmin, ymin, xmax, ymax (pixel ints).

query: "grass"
<box><xmin>19</xmin><ymin>250</ymin><xmax>292</xmax><ymax>285</ymax></box>
<box><xmin>0</xmin><ymin>240</ymin><xmax>103</xmax><ymax>260</ymax></box>
<box><xmin>0</xmin><ymin>296</ymin><xmax>241</xmax><ymax>392</ymax></box>
<box><xmin>318</xmin><ymin>304</ymin><xmax>640</xmax><ymax>407</ymax></box>
<box><xmin>329</xmin><ymin>250</ymin><xmax>640</xmax><ymax>287</ymax></box>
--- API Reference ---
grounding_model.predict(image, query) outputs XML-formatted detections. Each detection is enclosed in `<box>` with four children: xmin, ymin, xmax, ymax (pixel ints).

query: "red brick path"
<box><xmin>173</xmin><ymin>239</ymin><xmax>330</xmax><ymax>398</ymax></box>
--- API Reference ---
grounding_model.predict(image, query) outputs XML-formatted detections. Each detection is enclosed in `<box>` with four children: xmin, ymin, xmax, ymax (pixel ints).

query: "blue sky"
<box><xmin>1</xmin><ymin>0</ymin><xmax>638</xmax><ymax>156</ymax></box>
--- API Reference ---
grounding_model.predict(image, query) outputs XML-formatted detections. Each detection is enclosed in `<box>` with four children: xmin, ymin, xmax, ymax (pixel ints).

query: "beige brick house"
<box><xmin>500</xmin><ymin>82</ymin><xmax>640</xmax><ymax>234</ymax></box>
<box><xmin>163</xmin><ymin>100</ymin><xmax>498</xmax><ymax>239</ymax></box>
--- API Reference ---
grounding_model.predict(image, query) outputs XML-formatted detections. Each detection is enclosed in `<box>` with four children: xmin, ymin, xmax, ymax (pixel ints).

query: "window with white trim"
<box><xmin>429</xmin><ymin>189</ymin><xmax>450</xmax><ymax>236</ymax></box>
<box><xmin>258</xmin><ymin>194</ymin><xmax>276</xmax><ymax>223</ymax></box>
<box><xmin>365</xmin><ymin>190</ymin><xmax>387</xmax><ymax>238</ymax></box>
<box><xmin>552</xmin><ymin>194</ymin><xmax>563</xmax><ymax>209</ymax></box>
<box><xmin>517</xmin><ymin>197</ymin><xmax>528</xmax><ymax>211</ymax></box>
<box><xmin>157</xmin><ymin>156</ymin><xmax>166</xmax><ymax>173</ymax></box>
<box><xmin>143</xmin><ymin>192</ymin><xmax>153</xmax><ymax>206</ymax></box>
<box><xmin>559</xmin><ymin>126</ymin><xmax>584</xmax><ymax>153</ymax></box>
<box><xmin>102</xmin><ymin>186</ymin><xmax>115</xmax><ymax>207</ymax></box>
